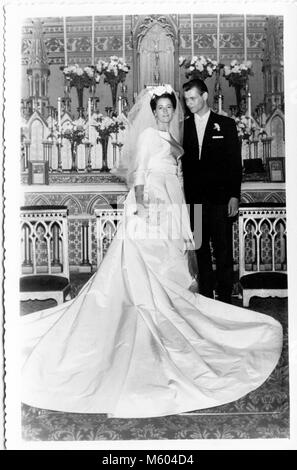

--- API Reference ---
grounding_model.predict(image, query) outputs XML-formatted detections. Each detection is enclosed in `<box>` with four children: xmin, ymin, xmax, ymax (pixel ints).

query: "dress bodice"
<box><xmin>133</xmin><ymin>128</ymin><xmax>183</xmax><ymax>185</ymax></box>
<box><xmin>147</xmin><ymin>131</ymin><xmax>178</xmax><ymax>175</ymax></box>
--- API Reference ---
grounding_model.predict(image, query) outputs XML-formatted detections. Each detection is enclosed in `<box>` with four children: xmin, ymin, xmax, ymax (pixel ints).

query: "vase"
<box><xmin>76</xmin><ymin>87</ymin><xmax>84</xmax><ymax>118</ymax></box>
<box><xmin>100</xmin><ymin>137</ymin><xmax>110</xmax><ymax>172</ymax></box>
<box><xmin>70</xmin><ymin>142</ymin><xmax>78</xmax><ymax>172</ymax></box>
<box><xmin>234</xmin><ymin>84</ymin><xmax>246</xmax><ymax>116</ymax></box>
<box><xmin>109</xmin><ymin>81</ymin><xmax>119</xmax><ymax>111</ymax></box>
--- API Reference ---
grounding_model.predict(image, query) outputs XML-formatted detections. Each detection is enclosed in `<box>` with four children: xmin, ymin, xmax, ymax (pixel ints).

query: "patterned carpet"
<box><xmin>20</xmin><ymin>274</ymin><xmax>289</xmax><ymax>441</ymax></box>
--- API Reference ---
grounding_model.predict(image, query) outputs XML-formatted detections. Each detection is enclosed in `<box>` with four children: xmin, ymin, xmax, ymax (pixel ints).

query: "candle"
<box><xmin>218</xmin><ymin>94</ymin><xmax>222</xmax><ymax>114</ymax></box>
<box><xmin>122</xmin><ymin>15</ymin><xmax>125</xmax><ymax>62</ymax></box>
<box><xmin>243</xmin><ymin>14</ymin><xmax>247</xmax><ymax>62</ymax></box>
<box><xmin>91</xmin><ymin>16</ymin><xmax>95</xmax><ymax>65</ymax></box>
<box><xmin>247</xmin><ymin>92</ymin><xmax>252</xmax><ymax>127</ymax></box>
<box><xmin>58</xmin><ymin>97</ymin><xmax>62</xmax><ymax>140</ymax></box>
<box><xmin>88</xmin><ymin>98</ymin><xmax>92</xmax><ymax>137</ymax></box>
<box><xmin>217</xmin><ymin>14</ymin><xmax>220</xmax><ymax>63</ymax></box>
<box><xmin>118</xmin><ymin>96</ymin><xmax>122</xmax><ymax>116</ymax></box>
<box><xmin>63</xmin><ymin>17</ymin><xmax>68</xmax><ymax>66</ymax></box>
<box><xmin>190</xmin><ymin>14</ymin><xmax>194</xmax><ymax>57</ymax></box>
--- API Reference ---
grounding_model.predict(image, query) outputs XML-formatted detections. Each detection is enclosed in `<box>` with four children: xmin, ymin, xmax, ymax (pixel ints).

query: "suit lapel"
<box><xmin>200</xmin><ymin>111</ymin><xmax>215</xmax><ymax>160</ymax></box>
<box><xmin>187</xmin><ymin>114</ymin><xmax>199</xmax><ymax>153</ymax></box>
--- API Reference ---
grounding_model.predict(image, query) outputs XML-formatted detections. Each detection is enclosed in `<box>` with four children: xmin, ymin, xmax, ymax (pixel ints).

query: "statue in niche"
<box><xmin>138</xmin><ymin>23</ymin><xmax>174</xmax><ymax>90</ymax></box>
<box><xmin>153</xmin><ymin>40</ymin><xmax>161</xmax><ymax>84</ymax></box>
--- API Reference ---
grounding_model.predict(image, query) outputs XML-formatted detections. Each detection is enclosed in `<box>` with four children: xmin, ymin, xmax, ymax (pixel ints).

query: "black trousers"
<box><xmin>192</xmin><ymin>202</ymin><xmax>234</xmax><ymax>304</ymax></box>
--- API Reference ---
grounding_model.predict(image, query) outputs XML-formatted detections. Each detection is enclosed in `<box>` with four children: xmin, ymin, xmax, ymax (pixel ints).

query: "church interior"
<box><xmin>20</xmin><ymin>14</ymin><xmax>288</xmax><ymax>441</ymax></box>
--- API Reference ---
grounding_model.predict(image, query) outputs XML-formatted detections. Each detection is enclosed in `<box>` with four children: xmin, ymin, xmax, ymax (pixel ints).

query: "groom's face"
<box><xmin>184</xmin><ymin>87</ymin><xmax>207</xmax><ymax>114</ymax></box>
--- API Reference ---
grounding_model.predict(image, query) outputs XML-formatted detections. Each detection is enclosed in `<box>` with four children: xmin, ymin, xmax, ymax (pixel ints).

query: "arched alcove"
<box><xmin>132</xmin><ymin>15</ymin><xmax>178</xmax><ymax>93</ymax></box>
<box><xmin>138</xmin><ymin>23</ymin><xmax>175</xmax><ymax>89</ymax></box>
<box><xmin>271</xmin><ymin>115</ymin><xmax>285</xmax><ymax>157</ymax></box>
<box><xmin>30</xmin><ymin>117</ymin><xmax>44</xmax><ymax>160</ymax></box>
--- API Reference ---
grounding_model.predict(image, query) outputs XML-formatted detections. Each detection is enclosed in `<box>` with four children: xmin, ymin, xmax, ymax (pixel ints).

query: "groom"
<box><xmin>182</xmin><ymin>78</ymin><xmax>242</xmax><ymax>304</ymax></box>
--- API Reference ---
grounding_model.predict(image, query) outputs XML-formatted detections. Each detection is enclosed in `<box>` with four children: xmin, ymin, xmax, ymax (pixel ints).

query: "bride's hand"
<box><xmin>135</xmin><ymin>203</ymin><xmax>149</xmax><ymax>219</ymax></box>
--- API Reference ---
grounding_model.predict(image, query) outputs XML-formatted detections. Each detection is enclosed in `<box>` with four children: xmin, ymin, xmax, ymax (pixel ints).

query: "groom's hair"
<box><xmin>183</xmin><ymin>78</ymin><xmax>208</xmax><ymax>95</ymax></box>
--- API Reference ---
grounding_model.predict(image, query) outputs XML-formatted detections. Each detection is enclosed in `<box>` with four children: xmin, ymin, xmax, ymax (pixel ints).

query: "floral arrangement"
<box><xmin>233</xmin><ymin>115</ymin><xmax>256</xmax><ymax>140</ymax></box>
<box><xmin>92</xmin><ymin>114</ymin><xmax>127</xmax><ymax>141</ymax></box>
<box><xmin>96</xmin><ymin>56</ymin><xmax>130</xmax><ymax>84</ymax></box>
<box><xmin>179</xmin><ymin>55</ymin><xmax>218</xmax><ymax>80</ymax></box>
<box><xmin>61</xmin><ymin>64</ymin><xmax>101</xmax><ymax>88</ymax></box>
<box><xmin>223</xmin><ymin>60</ymin><xmax>253</xmax><ymax>87</ymax></box>
<box><xmin>58</xmin><ymin>123</ymin><xmax>87</xmax><ymax>144</ymax></box>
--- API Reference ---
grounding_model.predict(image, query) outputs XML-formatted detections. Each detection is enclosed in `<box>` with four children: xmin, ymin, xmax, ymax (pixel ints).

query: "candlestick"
<box><xmin>217</xmin><ymin>14</ymin><xmax>220</xmax><ymax>63</ymax></box>
<box><xmin>91</xmin><ymin>16</ymin><xmax>95</xmax><ymax>66</ymax></box>
<box><xmin>122</xmin><ymin>15</ymin><xmax>126</xmax><ymax>62</ymax></box>
<box><xmin>243</xmin><ymin>14</ymin><xmax>247</xmax><ymax>62</ymax></box>
<box><xmin>63</xmin><ymin>17</ymin><xmax>68</xmax><ymax>66</ymax></box>
<box><xmin>190</xmin><ymin>14</ymin><xmax>194</xmax><ymax>57</ymax></box>
<box><xmin>57</xmin><ymin>97</ymin><xmax>62</xmax><ymax>140</ymax></box>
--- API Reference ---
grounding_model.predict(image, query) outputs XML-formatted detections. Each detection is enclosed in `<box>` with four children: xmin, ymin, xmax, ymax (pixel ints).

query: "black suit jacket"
<box><xmin>182</xmin><ymin>111</ymin><xmax>242</xmax><ymax>204</ymax></box>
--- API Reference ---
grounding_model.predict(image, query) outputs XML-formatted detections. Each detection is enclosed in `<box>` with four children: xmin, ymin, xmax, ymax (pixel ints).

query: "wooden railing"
<box><xmin>20</xmin><ymin>205</ymin><xmax>69</xmax><ymax>278</ymax></box>
<box><xmin>238</xmin><ymin>203</ymin><xmax>286</xmax><ymax>278</ymax></box>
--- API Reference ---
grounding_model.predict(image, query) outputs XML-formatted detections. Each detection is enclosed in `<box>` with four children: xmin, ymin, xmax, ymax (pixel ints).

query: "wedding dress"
<box><xmin>21</xmin><ymin>126</ymin><xmax>283</xmax><ymax>418</ymax></box>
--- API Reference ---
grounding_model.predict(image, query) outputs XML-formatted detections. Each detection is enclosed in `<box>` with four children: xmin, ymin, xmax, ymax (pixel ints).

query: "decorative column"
<box><xmin>190</xmin><ymin>14</ymin><xmax>194</xmax><ymax>57</ymax></box>
<box><xmin>243</xmin><ymin>14</ymin><xmax>247</xmax><ymax>62</ymax></box>
<box><xmin>91</xmin><ymin>16</ymin><xmax>95</xmax><ymax>65</ymax></box>
<box><xmin>52</xmin><ymin>224</ymin><xmax>61</xmax><ymax>268</ymax></box>
<box><xmin>56</xmin><ymin>141</ymin><xmax>63</xmax><ymax>172</ymax></box>
<box><xmin>80</xmin><ymin>221</ymin><xmax>92</xmax><ymax>272</ymax></box>
<box><xmin>262</xmin><ymin>16</ymin><xmax>284</xmax><ymax>114</ymax></box>
<box><xmin>122</xmin><ymin>15</ymin><xmax>126</xmax><ymax>62</ymax></box>
<box><xmin>22</xmin><ymin>225</ymin><xmax>33</xmax><ymax>272</ymax></box>
<box><xmin>63</xmin><ymin>17</ymin><xmax>68</xmax><ymax>66</ymax></box>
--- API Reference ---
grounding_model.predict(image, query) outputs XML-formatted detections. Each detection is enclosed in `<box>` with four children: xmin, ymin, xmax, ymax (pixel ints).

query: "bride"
<box><xmin>21</xmin><ymin>85</ymin><xmax>283</xmax><ymax>418</ymax></box>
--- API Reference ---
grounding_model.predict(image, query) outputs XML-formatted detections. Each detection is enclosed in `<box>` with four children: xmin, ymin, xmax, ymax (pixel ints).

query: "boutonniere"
<box><xmin>214</xmin><ymin>123</ymin><xmax>221</xmax><ymax>132</ymax></box>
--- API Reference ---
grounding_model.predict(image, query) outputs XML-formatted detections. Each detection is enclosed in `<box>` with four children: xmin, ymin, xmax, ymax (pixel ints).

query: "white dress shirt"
<box><xmin>194</xmin><ymin>109</ymin><xmax>211</xmax><ymax>159</ymax></box>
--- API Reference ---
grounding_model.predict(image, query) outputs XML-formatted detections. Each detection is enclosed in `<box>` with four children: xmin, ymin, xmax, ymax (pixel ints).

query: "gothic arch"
<box><xmin>240</xmin><ymin>193</ymin><xmax>255</xmax><ymax>204</ymax></box>
<box><xmin>263</xmin><ymin>192</ymin><xmax>284</xmax><ymax>204</ymax></box>
<box><xmin>31</xmin><ymin>195</ymin><xmax>50</xmax><ymax>206</ymax></box>
<box><xmin>61</xmin><ymin>195</ymin><xmax>83</xmax><ymax>215</ymax></box>
<box><xmin>87</xmin><ymin>194</ymin><xmax>112</xmax><ymax>214</ymax></box>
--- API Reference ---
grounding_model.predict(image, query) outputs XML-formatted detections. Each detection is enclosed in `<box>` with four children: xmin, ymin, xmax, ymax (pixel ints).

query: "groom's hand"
<box><xmin>228</xmin><ymin>197</ymin><xmax>239</xmax><ymax>217</ymax></box>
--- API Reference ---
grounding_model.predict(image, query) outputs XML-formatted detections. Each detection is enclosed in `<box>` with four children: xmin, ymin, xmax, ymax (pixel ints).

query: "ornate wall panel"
<box><xmin>21</xmin><ymin>15</ymin><xmax>283</xmax><ymax>113</ymax></box>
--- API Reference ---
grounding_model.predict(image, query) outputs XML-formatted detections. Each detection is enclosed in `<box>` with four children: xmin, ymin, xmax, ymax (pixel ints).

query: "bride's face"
<box><xmin>154</xmin><ymin>98</ymin><xmax>175</xmax><ymax>125</ymax></box>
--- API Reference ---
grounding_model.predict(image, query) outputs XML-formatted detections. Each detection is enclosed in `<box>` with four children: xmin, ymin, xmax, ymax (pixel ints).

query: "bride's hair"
<box><xmin>150</xmin><ymin>92</ymin><xmax>177</xmax><ymax>112</ymax></box>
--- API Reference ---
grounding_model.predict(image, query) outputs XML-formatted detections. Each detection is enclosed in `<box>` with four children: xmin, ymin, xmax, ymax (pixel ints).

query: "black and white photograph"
<box><xmin>2</xmin><ymin>0</ymin><xmax>297</xmax><ymax>451</ymax></box>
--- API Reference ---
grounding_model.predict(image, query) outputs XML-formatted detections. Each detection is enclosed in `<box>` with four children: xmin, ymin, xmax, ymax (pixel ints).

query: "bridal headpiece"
<box><xmin>148</xmin><ymin>84</ymin><xmax>174</xmax><ymax>98</ymax></box>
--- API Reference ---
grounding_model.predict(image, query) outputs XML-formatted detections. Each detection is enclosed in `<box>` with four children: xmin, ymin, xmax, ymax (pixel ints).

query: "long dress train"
<box><xmin>21</xmin><ymin>129</ymin><xmax>283</xmax><ymax>418</ymax></box>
